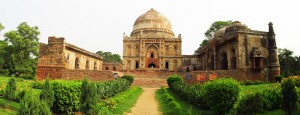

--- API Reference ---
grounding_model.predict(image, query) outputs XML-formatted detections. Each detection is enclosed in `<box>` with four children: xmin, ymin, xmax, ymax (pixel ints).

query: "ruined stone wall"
<box><xmin>37</xmin><ymin>36</ymin><xmax>110</xmax><ymax>81</ymax></box>
<box><xmin>102</xmin><ymin>62</ymin><xmax>122</xmax><ymax>71</ymax></box>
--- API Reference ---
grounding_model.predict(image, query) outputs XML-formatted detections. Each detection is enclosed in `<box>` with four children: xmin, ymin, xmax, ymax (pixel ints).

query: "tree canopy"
<box><xmin>204</xmin><ymin>20</ymin><xmax>232</xmax><ymax>38</ymax></box>
<box><xmin>278</xmin><ymin>48</ymin><xmax>300</xmax><ymax>77</ymax></box>
<box><xmin>96</xmin><ymin>51</ymin><xmax>122</xmax><ymax>63</ymax></box>
<box><xmin>1</xmin><ymin>22</ymin><xmax>40</xmax><ymax>76</ymax></box>
<box><xmin>194</xmin><ymin>20</ymin><xmax>232</xmax><ymax>55</ymax></box>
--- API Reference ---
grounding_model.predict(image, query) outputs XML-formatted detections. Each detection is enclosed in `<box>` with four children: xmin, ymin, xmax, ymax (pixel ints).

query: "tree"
<box><xmin>204</xmin><ymin>20</ymin><xmax>232</xmax><ymax>38</ymax></box>
<box><xmin>80</xmin><ymin>78</ymin><xmax>99</xmax><ymax>115</ymax></box>
<box><xmin>195</xmin><ymin>21</ymin><xmax>232</xmax><ymax>55</ymax></box>
<box><xmin>0</xmin><ymin>23</ymin><xmax>6</xmax><ymax>72</ymax></box>
<box><xmin>96</xmin><ymin>51</ymin><xmax>122</xmax><ymax>63</ymax></box>
<box><xmin>4</xmin><ymin>77</ymin><xmax>17</xmax><ymax>101</ymax></box>
<box><xmin>40</xmin><ymin>78</ymin><xmax>55</xmax><ymax>108</ymax></box>
<box><xmin>278</xmin><ymin>48</ymin><xmax>298</xmax><ymax>77</ymax></box>
<box><xmin>3</xmin><ymin>22</ymin><xmax>40</xmax><ymax>75</ymax></box>
<box><xmin>19</xmin><ymin>90</ymin><xmax>51</xmax><ymax>115</ymax></box>
<box><xmin>0</xmin><ymin>23</ymin><xmax>4</xmax><ymax>32</ymax></box>
<box><xmin>281</xmin><ymin>79</ymin><xmax>298</xmax><ymax>115</ymax></box>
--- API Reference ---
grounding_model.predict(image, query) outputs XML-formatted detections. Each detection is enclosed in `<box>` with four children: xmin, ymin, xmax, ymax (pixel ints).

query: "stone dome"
<box><xmin>214</xmin><ymin>27</ymin><xmax>227</xmax><ymax>38</ymax></box>
<box><xmin>225</xmin><ymin>21</ymin><xmax>248</xmax><ymax>33</ymax></box>
<box><xmin>130</xmin><ymin>8</ymin><xmax>175</xmax><ymax>37</ymax></box>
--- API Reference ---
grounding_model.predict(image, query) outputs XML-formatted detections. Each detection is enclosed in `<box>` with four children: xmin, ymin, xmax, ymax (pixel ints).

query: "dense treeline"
<box><xmin>96</xmin><ymin>51</ymin><xmax>122</xmax><ymax>63</ymax></box>
<box><xmin>278</xmin><ymin>48</ymin><xmax>300</xmax><ymax>77</ymax></box>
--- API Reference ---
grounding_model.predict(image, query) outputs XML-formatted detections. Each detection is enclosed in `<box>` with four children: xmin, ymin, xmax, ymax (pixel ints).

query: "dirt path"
<box><xmin>125</xmin><ymin>88</ymin><xmax>162</xmax><ymax>115</ymax></box>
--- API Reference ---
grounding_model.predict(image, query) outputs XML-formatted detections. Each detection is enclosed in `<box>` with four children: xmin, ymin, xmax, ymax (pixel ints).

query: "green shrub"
<box><xmin>166</xmin><ymin>101</ymin><xmax>182</xmax><ymax>115</ymax></box>
<box><xmin>80</xmin><ymin>79</ymin><xmax>100</xmax><ymax>115</ymax></box>
<box><xmin>0</xmin><ymin>98</ymin><xmax>8</xmax><ymax>107</ymax></box>
<box><xmin>52</xmin><ymin>80</ymin><xmax>81</xmax><ymax>114</ymax></box>
<box><xmin>95</xmin><ymin>79</ymin><xmax>130</xmax><ymax>99</ymax></box>
<box><xmin>19</xmin><ymin>74</ymin><xmax>35</xmax><ymax>80</ymax></box>
<box><xmin>121</xmin><ymin>75</ymin><xmax>134</xmax><ymax>85</ymax></box>
<box><xmin>18</xmin><ymin>90</ymin><xmax>51</xmax><ymax>115</ymax></box>
<box><xmin>9</xmin><ymin>101</ymin><xmax>20</xmax><ymax>110</ymax></box>
<box><xmin>40</xmin><ymin>78</ymin><xmax>55</xmax><ymax>108</ymax></box>
<box><xmin>241</xmin><ymin>80</ymin><xmax>267</xmax><ymax>85</ymax></box>
<box><xmin>167</xmin><ymin>74</ymin><xmax>183</xmax><ymax>88</ymax></box>
<box><xmin>99</xmin><ymin>107</ymin><xmax>112</xmax><ymax>115</ymax></box>
<box><xmin>4</xmin><ymin>77</ymin><xmax>17</xmax><ymax>101</ymax></box>
<box><xmin>237</xmin><ymin>93</ymin><xmax>264</xmax><ymax>114</ymax></box>
<box><xmin>0</xmin><ymin>69</ymin><xmax>9</xmax><ymax>75</ymax></box>
<box><xmin>15</xmin><ymin>90</ymin><xmax>27</xmax><ymax>103</ymax></box>
<box><xmin>171</xmin><ymin>81</ymin><xmax>208</xmax><ymax>109</ymax></box>
<box><xmin>275</xmin><ymin>75</ymin><xmax>283</xmax><ymax>83</ymax></box>
<box><xmin>204</xmin><ymin>78</ymin><xmax>241</xmax><ymax>114</ymax></box>
<box><xmin>281</xmin><ymin>78</ymin><xmax>298</xmax><ymax>115</ymax></box>
<box><xmin>31</xmin><ymin>80</ymin><xmax>44</xmax><ymax>89</ymax></box>
<box><xmin>261</xmin><ymin>87</ymin><xmax>282</xmax><ymax>110</ymax></box>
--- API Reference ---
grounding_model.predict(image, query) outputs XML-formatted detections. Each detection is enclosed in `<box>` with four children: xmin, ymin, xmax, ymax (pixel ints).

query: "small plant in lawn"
<box><xmin>4</xmin><ymin>77</ymin><xmax>17</xmax><ymax>101</ymax></box>
<box><xmin>40</xmin><ymin>77</ymin><xmax>55</xmax><ymax>108</ymax></box>
<box><xmin>274</xmin><ymin>75</ymin><xmax>283</xmax><ymax>83</ymax></box>
<box><xmin>281</xmin><ymin>78</ymin><xmax>298</xmax><ymax>115</ymax></box>
<box><xmin>166</xmin><ymin>74</ymin><xmax>183</xmax><ymax>88</ymax></box>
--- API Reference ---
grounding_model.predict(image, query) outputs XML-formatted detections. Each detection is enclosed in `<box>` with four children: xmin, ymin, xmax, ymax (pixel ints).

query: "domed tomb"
<box><xmin>130</xmin><ymin>8</ymin><xmax>175</xmax><ymax>37</ymax></box>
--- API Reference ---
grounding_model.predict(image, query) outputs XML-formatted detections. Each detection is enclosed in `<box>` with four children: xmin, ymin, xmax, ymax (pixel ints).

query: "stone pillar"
<box><xmin>267</xmin><ymin>22</ymin><xmax>280</xmax><ymax>82</ymax></box>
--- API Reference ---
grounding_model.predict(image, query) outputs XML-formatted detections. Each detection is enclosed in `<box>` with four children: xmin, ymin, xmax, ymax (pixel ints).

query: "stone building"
<box><xmin>195</xmin><ymin>21</ymin><xmax>280</xmax><ymax>81</ymax></box>
<box><xmin>36</xmin><ymin>36</ymin><xmax>113</xmax><ymax>81</ymax></box>
<box><xmin>102</xmin><ymin>62</ymin><xmax>123</xmax><ymax>71</ymax></box>
<box><xmin>123</xmin><ymin>8</ymin><xmax>182</xmax><ymax>71</ymax></box>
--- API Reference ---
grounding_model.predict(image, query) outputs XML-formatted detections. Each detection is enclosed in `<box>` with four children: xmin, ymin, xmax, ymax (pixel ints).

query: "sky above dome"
<box><xmin>0</xmin><ymin>0</ymin><xmax>299</xmax><ymax>56</ymax></box>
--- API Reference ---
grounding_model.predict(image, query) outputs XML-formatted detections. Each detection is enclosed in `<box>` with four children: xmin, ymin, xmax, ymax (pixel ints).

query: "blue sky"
<box><xmin>0</xmin><ymin>0</ymin><xmax>299</xmax><ymax>56</ymax></box>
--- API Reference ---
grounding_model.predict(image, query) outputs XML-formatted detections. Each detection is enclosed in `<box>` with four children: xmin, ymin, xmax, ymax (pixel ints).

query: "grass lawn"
<box><xmin>0</xmin><ymin>107</ymin><xmax>16</xmax><ymax>115</ymax></box>
<box><xmin>240</xmin><ymin>83</ymin><xmax>280</xmax><ymax>94</ymax></box>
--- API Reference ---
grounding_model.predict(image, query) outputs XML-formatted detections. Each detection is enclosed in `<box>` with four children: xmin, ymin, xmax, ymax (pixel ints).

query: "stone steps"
<box><xmin>132</xmin><ymin>78</ymin><xmax>168</xmax><ymax>88</ymax></box>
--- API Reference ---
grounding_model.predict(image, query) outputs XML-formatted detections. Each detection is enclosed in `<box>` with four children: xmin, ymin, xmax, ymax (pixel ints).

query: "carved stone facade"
<box><xmin>123</xmin><ymin>8</ymin><xmax>182</xmax><ymax>71</ymax></box>
<box><xmin>36</xmin><ymin>36</ymin><xmax>113</xmax><ymax>81</ymax></box>
<box><xmin>196</xmin><ymin>21</ymin><xmax>280</xmax><ymax>81</ymax></box>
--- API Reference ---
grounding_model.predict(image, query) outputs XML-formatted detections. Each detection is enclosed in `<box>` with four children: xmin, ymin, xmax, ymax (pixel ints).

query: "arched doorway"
<box><xmin>221</xmin><ymin>52</ymin><xmax>228</xmax><ymax>70</ymax></box>
<box><xmin>136</xmin><ymin>61</ymin><xmax>139</xmax><ymax>69</ymax></box>
<box><xmin>94</xmin><ymin>62</ymin><xmax>97</xmax><ymax>70</ymax></box>
<box><xmin>148</xmin><ymin>63</ymin><xmax>156</xmax><ymax>68</ymax></box>
<box><xmin>165</xmin><ymin>61</ymin><xmax>169</xmax><ymax>69</ymax></box>
<box><xmin>85</xmin><ymin>60</ymin><xmax>89</xmax><ymax>70</ymax></box>
<box><xmin>105</xmin><ymin>67</ymin><xmax>109</xmax><ymax>70</ymax></box>
<box><xmin>75</xmin><ymin>57</ymin><xmax>80</xmax><ymax>69</ymax></box>
<box><xmin>113</xmin><ymin>67</ymin><xmax>117</xmax><ymax>71</ymax></box>
<box><xmin>146</xmin><ymin>45</ymin><xmax>159</xmax><ymax>68</ymax></box>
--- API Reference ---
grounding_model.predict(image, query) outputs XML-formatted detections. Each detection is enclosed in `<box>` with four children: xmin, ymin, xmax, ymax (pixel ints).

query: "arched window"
<box><xmin>105</xmin><ymin>67</ymin><xmax>109</xmax><ymax>70</ymax></box>
<box><xmin>221</xmin><ymin>52</ymin><xmax>228</xmax><ymax>70</ymax></box>
<box><xmin>113</xmin><ymin>67</ymin><xmax>117</xmax><ymax>71</ymax></box>
<box><xmin>94</xmin><ymin>62</ymin><xmax>97</xmax><ymax>70</ymax></box>
<box><xmin>151</xmin><ymin>53</ymin><xmax>154</xmax><ymax>58</ymax></box>
<box><xmin>75</xmin><ymin>57</ymin><xmax>80</xmax><ymax>69</ymax></box>
<box><xmin>85</xmin><ymin>60</ymin><xmax>89</xmax><ymax>70</ymax></box>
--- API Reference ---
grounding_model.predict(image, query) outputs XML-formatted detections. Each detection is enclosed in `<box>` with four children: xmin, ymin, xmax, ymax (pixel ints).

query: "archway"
<box><xmin>75</xmin><ymin>57</ymin><xmax>80</xmax><ymax>69</ymax></box>
<box><xmin>105</xmin><ymin>67</ymin><xmax>109</xmax><ymax>70</ymax></box>
<box><xmin>85</xmin><ymin>60</ymin><xmax>89</xmax><ymax>70</ymax></box>
<box><xmin>94</xmin><ymin>62</ymin><xmax>97</xmax><ymax>70</ymax></box>
<box><xmin>221</xmin><ymin>52</ymin><xmax>228</xmax><ymax>70</ymax></box>
<box><xmin>146</xmin><ymin>45</ymin><xmax>159</xmax><ymax>68</ymax></box>
<box><xmin>165</xmin><ymin>61</ymin><xmax>169</xmax><ymax>69</ymax></box>
<box><xmin>136</xmin><ymin>61</ymin><xmax>139</xmax><ymax>69</ymax></box>
<box><xmin>113</xmin><ymin>67</ymin><xmax>117</xmax><ymax>71</ymax></box>
<box><xmin>148</xmin><ymin>63</ymin><xmax>156</xmax><ymax>68</ymax></box>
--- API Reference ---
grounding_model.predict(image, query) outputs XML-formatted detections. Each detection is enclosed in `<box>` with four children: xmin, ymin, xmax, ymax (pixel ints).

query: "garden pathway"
<box><xmin>125</xmin><ymin>88</ymin><xmax>162</xmax><ymax>115</ymax></box>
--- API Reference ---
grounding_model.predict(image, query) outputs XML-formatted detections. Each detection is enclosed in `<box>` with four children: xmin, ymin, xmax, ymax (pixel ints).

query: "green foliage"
<box><xmin>18</xmin><ymin>90</ymin><xmax>51</xmax><ymax>115</ymax></box>
<box><xmin>121</xmin><ymin>75</ymin><xmax>134</xmax><ymax>85</ymax></box>
<box><xmin>278</xmin><ymin>48</ymin><xmax>300</xmax><ymax>77</ymax></box>
<box><xmin>194</xmin><ymin>39</ymin><xmax>208</xmax><ymax>55</ymax></box>
<box><xmin>0</xmin><ymin>98</ymin><xmax>8</xmax><ymax>107</ymax></box>
<box><xmin>156</xmin><ymin>87</ymin><xmax>182</xmax><ymax>115</ymax></box>
<box><xmin>80</xmin><ymin>79</ymin><xmax>100</xmax><ymax>115</ymax></box>
<box><xmin>15</xmin><ymin>90</ymin><xmax>27</xmax><ymax>103</ymax></box>
<box><xmin>204</xmin><ymin>78</ymin><xmax>241</xmax><ymax>114</ymax></box>
<box><xmin>274</xmin><ymin>75</ymin><xmax>283</xmax><ymax>83</ymax></box>
<box><xmin>4</xmin><ymin>77</ymin><xmax>17</xmax><ymax>100</ymax></box>
<box><xmin>166</xmin><ymin>74</ymin><xmax>183</xmax><ymax>88</ymax></box>
<box><xmin>241</xmin><ymin>80</ymin><xmax>267</xmax><ymax>86</ymax></box>
<box><xmin>95</xmin><ymin>79</ymin><xmax>130</xmax><ymax>100</ymax></box>
<box><xmin>205</xmin><ymin>20</ymin><xmax>233</xmax><ymax>38</ymax></box>
<box><xmin>171</xmin><ymin>81</ymin><xmax>208</xmax><ymax>109</ymax></box>
<box><xmin>51</xmin><ymin>80</ymin><xmax>81</xmax><ymax>114</ymax></box>
<box><xmin>237</xmin><ymin>93</ymin><xmax>264</xmax><ymax>114</ymax></box>
<box><xmin>281</xmin><ymin>79</ymin><xmax>298</xmax><ymax>115</ymax></box>
<box><xmin>96</xmin><ymin>51</ymin><xmax>122</xmax><ymax>63</ymax></box>
<box><xmin>40</xmin><ymin>78</ymin><xmax>54</xmax><ymax>108</ymax></box>
<box><xmin>31</xmin><ymin>80</ymin><xmax>44</xmax><ymax>89</ymax></box>
<box><xmin>9</xmin><ymin>101</ymin><xmax>20</xmax><ymax>110</ymax></box>
<box><xmin>261</xmin><ymin>86</ymin><xmax>282</xmax><ymax>110</ymax></box>
<box><xmin>2</xmin><ymin>22</ymin><xmax>39</xmax><ymax>76</ymax></box>
<box><xmin>18</xmin><ymin>74</ymin><xmax>35</xmax><ymax>80</ymax></box>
